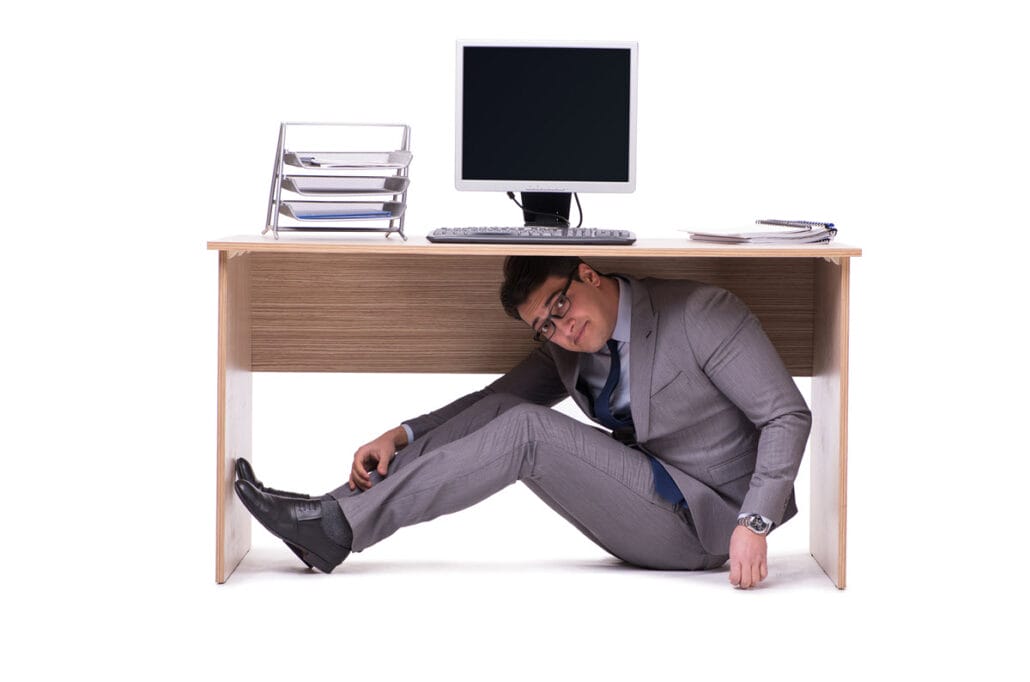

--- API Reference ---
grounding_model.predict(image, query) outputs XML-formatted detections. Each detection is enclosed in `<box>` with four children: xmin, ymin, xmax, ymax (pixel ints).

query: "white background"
<box><xmin>2</xmin><ymin>1</ymin><xmax>1027</xmax><ymax>679</ymax></box>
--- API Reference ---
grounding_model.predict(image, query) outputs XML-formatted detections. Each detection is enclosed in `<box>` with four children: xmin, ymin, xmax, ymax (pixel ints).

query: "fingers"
<box><xmin>377</xmin><ymin>450</ymin><xmax>394</xmax><ymax>477</ymax></box>
<box><xmin>750</xmin><ymin>561</ymin><xmax>762</xmax><ymax>589</ymax></box>
<box><xmin>730</xmin><ymin>559</ymin><xmax>767</xmax><ymax>590</ymax></box>
<box><xmin>729</xmin><ymin>560</ymin><xmax>741</xmax><ymax>587</ymax></box>
<box><xmin>728</xmin><ymin>526</ymin><xmax>768</xmax><ymax>589</ymax></box>
<box><xmin>348</xmin><ymin>435</ymin><xmax>400</xmax><ymax>491</ymax></box>
<box><xmin>731</xmin><ymin>562</ymin><xmax>755</xmax><ymax>589</ymax></box>
<box><xmin>729</xmin><ymin>555</ymin><xmax>767</xmax><ymax>589</ymax></box>
<box><xmin>349</xmin><ymin>448</ymin><xmax>377</xmax><ymax>491</ymax></box>
<box><xmin>733</xmin><ymin>560</ymin><xmax>754</xmax><ymax>589</ymax></box>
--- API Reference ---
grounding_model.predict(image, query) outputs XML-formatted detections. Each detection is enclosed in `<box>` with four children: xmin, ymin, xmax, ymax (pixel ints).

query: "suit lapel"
<box><xmin>628</xmin><ymin>278</ymin><xmax>657</xmax><ymax>442</ymax></box>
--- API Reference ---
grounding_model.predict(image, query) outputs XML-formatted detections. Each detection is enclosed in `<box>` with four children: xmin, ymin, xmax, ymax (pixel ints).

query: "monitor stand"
<box><xmin>520</xmin><ymin>192</ymin><xmax>571</xmax><ymax>227</ymax></box>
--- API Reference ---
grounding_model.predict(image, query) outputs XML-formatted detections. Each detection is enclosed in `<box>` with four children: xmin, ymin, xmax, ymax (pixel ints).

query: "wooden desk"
<box><xmin>209</xmin><ymin>236</ymin><xmax>861</xmax><ymax>587</ymax></box>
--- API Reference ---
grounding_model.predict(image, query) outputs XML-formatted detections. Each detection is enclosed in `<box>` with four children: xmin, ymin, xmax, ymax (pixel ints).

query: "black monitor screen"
<box><xmin>461</xmin><ymin>46</ymin><xmax>632</xmax><ymax>183</ymax></box>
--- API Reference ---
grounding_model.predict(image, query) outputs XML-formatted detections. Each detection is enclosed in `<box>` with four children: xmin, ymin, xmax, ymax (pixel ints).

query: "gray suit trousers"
<box><xmin>330</xmin><ymin>394</ymin><xmax>728</xmax><ymax>570</ymax></box>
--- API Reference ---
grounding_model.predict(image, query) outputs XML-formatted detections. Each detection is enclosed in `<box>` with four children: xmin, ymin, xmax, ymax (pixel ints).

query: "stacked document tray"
<box><xmin>264</xmin><ymin>123</ymin><xmax>412</xmax><ymax>240</ymax></box>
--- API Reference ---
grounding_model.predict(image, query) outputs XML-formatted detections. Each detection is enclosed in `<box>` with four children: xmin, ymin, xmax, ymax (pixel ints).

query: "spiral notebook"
<box><xmin>682</xmin><ymin>221</ymin><xmax>837</xmax><ymax>244</ymax></box>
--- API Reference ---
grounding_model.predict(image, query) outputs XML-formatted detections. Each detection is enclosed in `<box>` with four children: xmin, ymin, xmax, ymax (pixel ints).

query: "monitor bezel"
<box><xmin>455</xmin><ymin>39</ymin><xmax>638</xmax><ymax>194</ymax></box>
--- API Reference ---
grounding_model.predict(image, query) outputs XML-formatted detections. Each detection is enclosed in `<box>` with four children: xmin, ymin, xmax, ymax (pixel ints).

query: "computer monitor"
<box><xmin>455</xmin><ymin>40</ymin><xmax>638</xmax><ymax>226</ymax></box>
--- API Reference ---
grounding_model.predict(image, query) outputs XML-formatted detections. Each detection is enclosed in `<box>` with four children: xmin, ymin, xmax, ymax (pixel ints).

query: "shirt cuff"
<box><xmin>401</xmin><ymin>423</ymin><xmax>415</xmax><ymax>446</ymax></box>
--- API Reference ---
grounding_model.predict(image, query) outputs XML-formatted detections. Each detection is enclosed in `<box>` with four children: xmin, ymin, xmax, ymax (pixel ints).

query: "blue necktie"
<box><xmin>595</xmin><ymin>339</ymin><xmax>632</xmax><ymax>430</ymax></box>
<box><xmin>594</xmin><ymin>339</ymin><xmax>685</xmax><ymax>507</ymax></box>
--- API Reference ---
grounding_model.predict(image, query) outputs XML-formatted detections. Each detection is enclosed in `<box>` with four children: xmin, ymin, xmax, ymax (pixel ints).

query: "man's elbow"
<box><xmin>797</xmin><ymin>406</ymin><xmax>813</xmax><ymax>434</ymax></box>
<box><xmin>765</xmin><ymin>404</ymin><xmax>812</xmax><ymax>445</ymax></box>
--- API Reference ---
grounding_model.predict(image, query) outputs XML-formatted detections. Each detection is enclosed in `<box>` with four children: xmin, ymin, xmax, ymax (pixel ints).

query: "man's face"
<box><xmin>516</xmin><ymin>265</ymin><xmax>618</xmax><ymax>353</ymax></box>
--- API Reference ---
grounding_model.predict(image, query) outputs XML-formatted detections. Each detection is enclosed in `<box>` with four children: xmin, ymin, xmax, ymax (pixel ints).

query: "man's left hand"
<box><xmin>728</xmin><ymin>525</ymin><xmax>768</xmax><ymax>589</ymax></box>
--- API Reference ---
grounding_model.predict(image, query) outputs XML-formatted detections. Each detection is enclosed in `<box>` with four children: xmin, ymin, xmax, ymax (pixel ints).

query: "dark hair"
<box><xmin>499</xmin><ymin>256</ymin><xmax>587</xmax><ymax>320</ymax></box>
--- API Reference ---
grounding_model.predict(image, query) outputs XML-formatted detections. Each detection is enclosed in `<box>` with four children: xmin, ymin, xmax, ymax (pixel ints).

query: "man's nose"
<box><xmin>556</xmin><ymin>315</ymin><xmax>576</xmax><ymax>338</ymax></box>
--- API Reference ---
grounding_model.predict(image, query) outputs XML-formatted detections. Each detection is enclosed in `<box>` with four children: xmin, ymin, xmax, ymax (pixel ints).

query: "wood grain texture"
<box><xmin>810</xmin><ymin>257</ymin><xmax>850</xmax><ymax>589</ymax></box>
<box><xmin>248</xmin><ymin>253</ymin><xmax>816</xmax><ymax>375</ymax></box>
<box><xmin>216</xmin><ymin>251</ymin><xmax>253</xmax><ymax>584</ymax></box>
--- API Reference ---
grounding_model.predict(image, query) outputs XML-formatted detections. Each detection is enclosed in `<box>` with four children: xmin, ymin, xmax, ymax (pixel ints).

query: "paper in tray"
<box><xmin>281</xmin><ymin>176</ymin><xmax>409</xmax><ymax>195</ymax></box>
<box><xmin>284</xmin><ymin>151</ymin><xmax>413</xmax><ymax>169</ymax></box>
<box><xmin>280</xmin><ymin>201</ymin><xmax>404</xmax><ymax>221</ymax></box>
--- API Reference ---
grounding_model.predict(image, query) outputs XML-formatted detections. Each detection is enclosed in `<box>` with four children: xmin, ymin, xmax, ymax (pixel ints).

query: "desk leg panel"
<box><xmin>811</xmin><ymin>257</ymin><xmax>850</xmax><ymax>589</ymax></box>
<box><xmin>216</xmin><ymin>251</ymin><xmax>253</xmax><ymax>583</ymax></box>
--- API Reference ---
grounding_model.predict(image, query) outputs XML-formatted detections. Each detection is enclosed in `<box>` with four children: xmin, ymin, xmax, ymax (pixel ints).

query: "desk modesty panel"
<box><xmin>208</xmin><ymin>236</ymin><xmax>860</xmax><ymax>376</ymax></box>
<box><xmin>209</xmin><ymin>236</ymin><xmax>860</xmax><ymax>587</ymax></box>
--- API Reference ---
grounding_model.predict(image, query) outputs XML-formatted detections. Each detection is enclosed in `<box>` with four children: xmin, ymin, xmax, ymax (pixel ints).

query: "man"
<box><xmin>235</xmin><ymin>256</ymin><xmax>811</xmax><ymax>589</ymax></box>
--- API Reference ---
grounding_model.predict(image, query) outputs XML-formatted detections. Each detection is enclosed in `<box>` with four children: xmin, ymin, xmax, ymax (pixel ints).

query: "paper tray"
<box><xmin>284</xmin><ymin>151</ymin><xmax>412</xmax><ymax>169</ymax></box>
<box><xmin>281</xmin><ymin>176</ymin><xmax>409</xmax><ymax>195</ymax></box>
<box><xmin>280</xmin><ymin>201</ymin><xmax>404</xmax><ymax>221</ymax></box>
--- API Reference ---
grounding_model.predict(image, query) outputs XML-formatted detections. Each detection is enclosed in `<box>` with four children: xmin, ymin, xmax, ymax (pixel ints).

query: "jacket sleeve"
<box><xmin>683</xmin><ymin>286</ymin><xmax>812</xmax><ymax>525</ymax></box>
<box><xmin>402</xmin><ymin>345</ymin><xmax>569</xmax><ymax>441</ymax></box>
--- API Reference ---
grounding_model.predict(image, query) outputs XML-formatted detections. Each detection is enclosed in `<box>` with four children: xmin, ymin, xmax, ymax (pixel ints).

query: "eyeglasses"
<box><xmin>532</xmin><ymin>269</ymin><xmax>578</xmax><ymax>343</ymax></box>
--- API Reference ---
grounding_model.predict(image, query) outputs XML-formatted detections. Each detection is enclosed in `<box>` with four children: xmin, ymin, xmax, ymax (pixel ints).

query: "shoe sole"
<box><xmin>283</xmin><ymin>541</ymin><xmax>316</xmax><ymax>570</ymax></box>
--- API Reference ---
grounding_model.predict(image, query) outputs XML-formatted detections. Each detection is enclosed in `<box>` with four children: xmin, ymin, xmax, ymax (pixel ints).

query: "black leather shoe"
<box><xmin>234</xmin><ymin>479</ymin><xmax>350</xmax><ymax>573</ymax></box>
<box><xmin>235</xmin><ymin>458</ymin><xmax>312</xmax><ymax>499</ymax></box>
<box><xmin>234</xmin><ymin>459</ymin><xmax>316</xmax><ymax>568</ymax></box>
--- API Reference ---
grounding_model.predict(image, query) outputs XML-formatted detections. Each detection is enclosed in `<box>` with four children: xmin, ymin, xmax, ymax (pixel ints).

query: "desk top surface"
<box><xmin>208</xmin><ymin>234</ymin><xmax>861</xmax><ymax>258</ymax></box>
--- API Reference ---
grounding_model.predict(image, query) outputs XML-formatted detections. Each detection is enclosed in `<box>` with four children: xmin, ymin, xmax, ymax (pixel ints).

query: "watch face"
<box><xmin>747</xmin><ymin>515</ymin><xmax>768</xmax><ymax>533</ymax></box>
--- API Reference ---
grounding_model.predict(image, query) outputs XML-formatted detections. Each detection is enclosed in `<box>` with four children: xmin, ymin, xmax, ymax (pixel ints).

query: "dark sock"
<box><xmin>320</xmin><ymin>495</ymin><xmax>353</xmax><ymax>549</ymax></box>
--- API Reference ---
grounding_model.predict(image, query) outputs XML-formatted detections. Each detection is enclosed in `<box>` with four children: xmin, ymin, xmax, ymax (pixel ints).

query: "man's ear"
<box><xmin>578</xmin><ymin>264</ymin><xmax>601</xmax><ymax>286</ymax></box>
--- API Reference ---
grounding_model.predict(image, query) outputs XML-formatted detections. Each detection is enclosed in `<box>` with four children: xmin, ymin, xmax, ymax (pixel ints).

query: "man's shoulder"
<box><xmin>632</xmin><ymin>276</ymin><xmax>735</xmax><ymax>314</ymax></box>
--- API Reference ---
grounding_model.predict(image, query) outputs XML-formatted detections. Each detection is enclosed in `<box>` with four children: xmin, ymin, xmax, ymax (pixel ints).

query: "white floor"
<box><xmin>5</xmin><ymin>374</ymin><xmax>1021</xmax><ymax>681</ymax></box>
<box><xmin>223</xmin><ymin>486</ymin><xmax>841</xmax><ymax>678</ymax></box>
<box><xmin>193</xmin><ymin>484</ymin><xmax>1012</xmax><ymax>680</ymax></box>
<box><xmin>179</xmin><ymin>376</ymin><xmax>1022</xmax><ymax>678</ymax></box>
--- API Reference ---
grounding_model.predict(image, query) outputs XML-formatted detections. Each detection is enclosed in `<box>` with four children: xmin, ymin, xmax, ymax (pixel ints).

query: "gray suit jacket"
<box><xmin>406</xmin><ymin>277</ymin><xmax>812</xmax><ymax>556</ymax></box>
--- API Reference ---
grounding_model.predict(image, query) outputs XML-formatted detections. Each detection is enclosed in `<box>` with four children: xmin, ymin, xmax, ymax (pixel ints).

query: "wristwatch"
<box><xmin>737</xmin><ymin>513</ymin><xmax>772</xmax><ymax>536</ymax></box>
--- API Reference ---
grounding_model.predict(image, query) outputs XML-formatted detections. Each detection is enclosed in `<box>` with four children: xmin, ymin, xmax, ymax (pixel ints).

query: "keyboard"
<box><xmin>427</xmin><ymin>226</ymin><xmax>636</xmax><ymax>245</ymax></box>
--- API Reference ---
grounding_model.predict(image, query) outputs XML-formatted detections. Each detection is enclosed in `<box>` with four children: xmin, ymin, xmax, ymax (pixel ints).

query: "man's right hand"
<box><xmin>348</xmin><ymin>426</ymin><xmax>408</xmax><ymax>491</ymax></box>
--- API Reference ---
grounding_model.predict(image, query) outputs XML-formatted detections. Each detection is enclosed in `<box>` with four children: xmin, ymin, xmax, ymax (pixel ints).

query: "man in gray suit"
<box><xmin>235</xmin><ymin>255</ymin><xmax>811</xmax><ymax>589</ymax></box>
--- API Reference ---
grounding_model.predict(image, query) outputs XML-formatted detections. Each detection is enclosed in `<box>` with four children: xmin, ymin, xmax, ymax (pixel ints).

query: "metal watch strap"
<box><xmin>737</xmin><ymin>513</ymin><xmax>771</xmax><ymax>535</ymax></box>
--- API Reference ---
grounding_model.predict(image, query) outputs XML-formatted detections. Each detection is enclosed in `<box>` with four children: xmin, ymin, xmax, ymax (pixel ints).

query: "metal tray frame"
<box><xmin>264</xmin><ymin>122</ymin><xmax>411</xmax><ymax>240</ymax></box>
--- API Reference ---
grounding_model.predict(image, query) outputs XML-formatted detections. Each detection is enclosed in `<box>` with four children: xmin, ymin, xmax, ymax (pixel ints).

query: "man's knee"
<box><xmin>476</xmin><ymin>394</ymin><xmax>574</xmax><ymax>434</ymax></box>
<box><xmin>496</xmin><ymin>401</ymin><xmax>563</xmax><ymax>430</ymax></box>
<box><xmin>476</xmin><ymin>392</ymin><xmax>528</xmax><ymax>416</ymax></box>
<box><xmin>491</xmin><ymin>403</ymin><xmax>596</xmax><ymax>449</ymax></box>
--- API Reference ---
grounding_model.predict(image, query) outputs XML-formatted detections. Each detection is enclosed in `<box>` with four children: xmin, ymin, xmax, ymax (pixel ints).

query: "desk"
<box><xmin>208</xmin><ymin>236</ymin><xmax>861</xmax><ymax>587</ymax></box>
